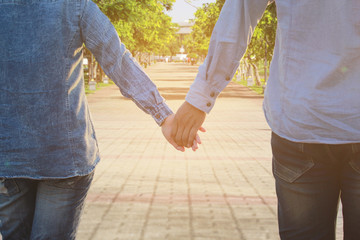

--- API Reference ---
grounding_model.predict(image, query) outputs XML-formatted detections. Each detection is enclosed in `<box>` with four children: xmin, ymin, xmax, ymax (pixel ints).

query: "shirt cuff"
<box><xmin>152</xmin><ymin>103</ymin><xmax>173</xmax><ymax>126</ymax></box>
<box><xmin>185</xmin><ymin>79</ymin><xmax>220</xmax><ymax>114</ymax></box>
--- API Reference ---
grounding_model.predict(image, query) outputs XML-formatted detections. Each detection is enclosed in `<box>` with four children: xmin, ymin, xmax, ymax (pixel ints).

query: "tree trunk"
<box><xmin>239</xmin><ymin>60</ymin><xmax>246</xmax><ymax>82</ymax></box>
<box><xmin>93</xmin><ymin>61</ymin><xmax>98</xmax><ymax>82</ymax></box>
<box><xmin>96</xmin><ymin>64</ymin><xmax>104</xmax><ymax>83</ymax></box>
<box><xmin>244</xmin><ymin>59</ymin><xmax>252</xmax><ymax>79</ymax></box>
<box><xmin>264</xmin><ymin>42</ymin><xmax>268</xmax><ymax>83</ymax></box>
<box><xmin>89</xmin><ymin>54</ymin><xmax>94</xmax><ymax>83</ymax></box>
<box><xmin>250</xmin><ymin>62</ymin><xmax>262</xmax><ymax>86</ymax></box>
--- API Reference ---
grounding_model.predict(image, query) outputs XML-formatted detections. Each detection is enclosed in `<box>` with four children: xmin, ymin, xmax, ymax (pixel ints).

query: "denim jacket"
<box><xmin>0</xmin><ymin>0</ymin><xmax>172</xmax><ymax>179</ymax></box>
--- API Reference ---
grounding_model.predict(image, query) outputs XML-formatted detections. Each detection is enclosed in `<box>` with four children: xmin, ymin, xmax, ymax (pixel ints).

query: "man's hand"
<box><xmin>162</xmin><ymin>114</ymin><xmax>202</xmax><ymax>152</ymax></box>
<box><xmin>172</xmin><ymin>101</ymin><xmax>206</xmax><ymax>148</ymax></box>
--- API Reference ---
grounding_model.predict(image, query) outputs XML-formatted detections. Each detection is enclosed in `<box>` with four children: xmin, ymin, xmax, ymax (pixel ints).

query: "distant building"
<box><xmin>176</xmin><ymin>21</ymin><xmax>194</xmax><ymax>45</ymax></box>
<box><xmin>171</xmin><ymin>22</ymin><xmax>194</xmax><ymax>61</ymax></box>
<box><xmin>176</xmin><ymin>22</ymin><xmax>193</xmax><ymax>35</ymax></box>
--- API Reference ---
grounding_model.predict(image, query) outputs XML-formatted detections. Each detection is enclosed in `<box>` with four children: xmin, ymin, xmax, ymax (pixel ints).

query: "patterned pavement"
<box><xmin>77</xmin><ymin>62</ymin><xmax>343</xmax><ymax>240</ymax></box>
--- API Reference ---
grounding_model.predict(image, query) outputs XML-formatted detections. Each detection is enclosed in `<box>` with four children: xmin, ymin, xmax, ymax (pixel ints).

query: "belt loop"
<box><xmin>351</xmin><ymin>143</ymin><xmax>359</xmax><ymax>153</ymax></box>
<box><xmin>298</xmin><ymin>142</ymin><xmax>305</xmax><ymax>153</ymax></box>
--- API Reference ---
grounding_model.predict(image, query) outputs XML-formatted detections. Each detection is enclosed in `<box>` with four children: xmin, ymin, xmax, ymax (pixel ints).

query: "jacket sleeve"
<box><xmin>80</xmin><ymin>0</ymin><xmax>172</xmax><ymax>126</ymax></box>
<box><xmin>186</xmin><ymin>0</ymin><xmax>269</xmax><ymax>113</ymax></box>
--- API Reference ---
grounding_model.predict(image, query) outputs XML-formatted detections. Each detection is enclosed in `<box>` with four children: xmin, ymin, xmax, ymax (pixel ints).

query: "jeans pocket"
<box><xmin>0</xmin><ymin>178</ymin><xmax>20</xmax><ymax>197</ymax></box>
<box><xmin>349</xmin><ymin>143</ymin><xmax>360</xmax><ymax>174</ymax></box>
<box><xmin>271</xmin><ymin>133</ymin><xmax>314</xmax><ymax>183</ymax></box>
<box><xmin>44</xmin><ymin>172</ymin><xmax>94</xmax><ymax>190</ymax></box>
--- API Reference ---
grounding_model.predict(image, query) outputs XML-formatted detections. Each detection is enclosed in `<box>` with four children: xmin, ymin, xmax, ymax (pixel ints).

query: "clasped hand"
<box><xmin>162</xmin><ymin>101</ymin><xmax>206</xmax><ymax>152</ymax></box>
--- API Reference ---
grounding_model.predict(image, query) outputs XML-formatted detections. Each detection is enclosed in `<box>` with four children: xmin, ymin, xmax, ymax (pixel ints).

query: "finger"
<box><xmin>175</xmin><ymin>123</ymin><xmax>185</xmax><ymax>147</ymax></box>
<box><xmin>182</xmin><ymin>126</ymin><xmax>192</xmax><ymax>148</ymax></box>
<box><xmin>187</xmin><ymin>127</ymin><xmax>198</xmax><ymax>148</ymax></box>
<box><xmin>177</xmin><ymin>146</ymin><xmax>185</xmax><ymax>152</ymax></box>
<box><xmin>192</xmin><ymin>139</ymin><xmax>198</xmax><ymax>151</ymax></box>
<box><xmin>168</xmin><ymin>137</ymin><xmax>185</xmax><ymax>152</ymax></box>
<box><xmin>195</xmin><ymin>134</ymin><xmax>201</xmax><ymax>145</ymax></box>
<box><xmin>199</xmin><ymin>126</ymin><xmax>206</xmax><ymax>132</ymax></box>
<box><xmin>170</xmin><ymin>118</ymin><xmax>178</xmax><ymax>140</ymax></box>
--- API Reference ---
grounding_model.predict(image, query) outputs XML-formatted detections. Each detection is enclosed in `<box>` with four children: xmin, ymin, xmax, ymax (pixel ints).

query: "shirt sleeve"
<box><xmin>79</xmin><ymin>0</ymin><xmax>172</xmax><ymax>126</ymax></box>
<box><xmin>185</xmin><ymin>0</ymin><xmax>269</xmax><ymax>113</ymax></box>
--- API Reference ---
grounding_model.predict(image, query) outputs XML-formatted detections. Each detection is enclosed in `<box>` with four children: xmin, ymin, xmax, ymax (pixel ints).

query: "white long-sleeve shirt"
<box><xmin>186</xmin><ymin>0</ymin><xmax>360</xmax><ymax>144</ymax></box>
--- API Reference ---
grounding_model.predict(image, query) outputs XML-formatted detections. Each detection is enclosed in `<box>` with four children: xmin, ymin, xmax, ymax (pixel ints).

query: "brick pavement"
<box><xmin>76</xmin><ymin>62</ymin><xmax>343</xmax><ymax>240</ymax></box>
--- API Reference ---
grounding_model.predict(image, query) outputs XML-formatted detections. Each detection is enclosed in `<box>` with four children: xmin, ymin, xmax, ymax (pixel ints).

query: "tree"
<box><xmin>244</xmin><ymin>2</ymin><xmax>277</xmax><ymax>86</ymax></box>
<box><xmin>84</xmin><ymin>0</ymin><xmax>177</xmax><ymax>82</ymax></box>
<box><xmin>93</xmin><ymin>0</ymin><xmax>177</xmax><ymax>57</ymax></box>
<box><xmin>184</xmin><ymin>0</ymin><xmax>225</xmax><ymax>58</ymax></box>
<box><xmin>186</xmin><ymin>1</ymin><xmax>277</xmax><ymax>86</ymax></box>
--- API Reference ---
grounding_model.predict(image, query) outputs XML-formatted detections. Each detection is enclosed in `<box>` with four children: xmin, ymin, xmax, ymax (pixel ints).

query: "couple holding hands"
<box><xmin>1</xmin><ymin>0</ymin><xmax>360</xmax><ymax>239</ymax></box>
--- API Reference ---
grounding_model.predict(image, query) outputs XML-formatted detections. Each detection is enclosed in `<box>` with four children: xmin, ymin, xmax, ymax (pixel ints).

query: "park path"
<box><xmin>77</xmin><ymin>62</ymin><xmax>343</xmax><ymax>240</ymax></box>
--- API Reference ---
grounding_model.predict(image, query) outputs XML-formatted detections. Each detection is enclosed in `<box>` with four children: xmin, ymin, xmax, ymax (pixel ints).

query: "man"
<box><xmin>172</xmin><ymin>0</ymin><xmax>360</xmax><ymax>239</ymax></box>
<box><xmin>0</xmin><ymin>0</ymin><xmax>201</xmax><ymax>239</ymax></box>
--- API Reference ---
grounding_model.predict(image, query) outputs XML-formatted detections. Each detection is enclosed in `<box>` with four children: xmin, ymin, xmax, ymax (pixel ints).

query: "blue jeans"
<box><xmin>0</xmin><ymin>172</ymin><xmax>94</xmax><ymax>240</ymax></box>
<box><xmin>271</xmin><ymin>132</ymin><xmax>360</xmax><ymax>240</ymax></box>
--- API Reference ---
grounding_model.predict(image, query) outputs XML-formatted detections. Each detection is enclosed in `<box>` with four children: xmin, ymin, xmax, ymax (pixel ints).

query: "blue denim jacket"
<box><xmin>0</xmin><ymin>0</ymin><xmax>172</xmax><ymax>179</ymax></box>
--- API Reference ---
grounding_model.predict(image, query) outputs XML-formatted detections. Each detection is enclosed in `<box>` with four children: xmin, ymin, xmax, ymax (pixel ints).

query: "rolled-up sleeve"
<box><xmin>80</xmin><ymin>0</ymin><xmax>172</xmax><ymax>126</ymax></box>
<box><xmin>186</xmin><ymin>0</ymin><xmax>269</xmax><ymax>113</ymax></box>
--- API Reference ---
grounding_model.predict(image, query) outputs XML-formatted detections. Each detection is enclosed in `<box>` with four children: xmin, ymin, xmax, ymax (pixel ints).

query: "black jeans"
<box><xmin>272</xmin><ymin>133</ymin><xmax>360</xmax><ymax>240</ymax></box>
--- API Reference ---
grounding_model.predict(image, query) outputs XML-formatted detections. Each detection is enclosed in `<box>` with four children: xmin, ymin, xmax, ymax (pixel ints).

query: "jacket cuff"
<box><xmin>185</xmin><ymin>79</ymin><xmax>220</xmax><ymax>114</ymax></box>
<box><xmin>152</xmin><ymin>103</ymin><xmax>173</xmax><ymax>126</ymax></box>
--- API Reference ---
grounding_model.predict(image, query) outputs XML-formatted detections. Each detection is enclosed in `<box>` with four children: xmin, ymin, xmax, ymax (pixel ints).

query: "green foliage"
<box><xmin>244</xmin><ymin>3</ymin><xmax>277</xmax><ymax>67</ymax></box>
<box><xmin>235</xmin><ymin>77</ymin><xmax>265</xmax><ymax>95</ymax></box>
<box><xmin>93</xmin><ymin>0</ymin><xmax>177</xmax><ymax>55</ymax></box>
<box><xmin>187</xmin><ymin>52</ymin><xmax>198</xmax><ymax>59</ymax></box>
<box><xmin>184</xmin><ymin>0</ymin><xmax>225</xmax><ymax>57</ymax></box>
<box><xmin>85</xmin><ymin>80</ymin><xmax>114</xmax><ymax>95</ymax></box>
<box><xmin>166</xmin><ymin>31</ymin><xmax>182</xmax><ymax>56</ymax></box>
<box><xmin>186</xmin><ymin>0</ymin><xmax>277</xmax><ymax>81</ymax></box>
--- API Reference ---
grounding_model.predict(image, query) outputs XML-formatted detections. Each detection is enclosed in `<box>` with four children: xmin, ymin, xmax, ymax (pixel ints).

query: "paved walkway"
<box><xmin>77</xmin><ymin>62</ymin><xmax>343</xmax><ymax>240</ymax></box>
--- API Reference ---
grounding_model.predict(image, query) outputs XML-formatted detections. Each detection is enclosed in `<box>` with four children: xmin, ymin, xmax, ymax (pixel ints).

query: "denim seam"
<box><xmin>349</xmin><ymin>147</ymin><xmax>360</xmax><ymax>174</ymax></box>
<box><xmin>274</xmin><ymin>157</ymin><xmax>314</xmax><ymax>183</ymax></box>
<box><xmin>42</xmin><ymin>171</ymin><xmax>94</xmax><ymax>190</ymax></box>
<box><xmin>65</xmin><ymin>63</ymin><xmax>75</xmax><ymax>170</ymax></box>
<box><xmin>349</xmin><ymin>161</ymin><xmax>360</xmax><ymax>175</ymax></box>
<box><xmin>273</xmin><ymin>134</ymin><xmax>315</xmax><ymax>183</ymax></box>
<box><xmin>65</xmin><ymin>1</ymin><xmax>81</xmax><ymax>57</ymax></box>
<box><xmin>0</xmin><ymin>161</ymin><xmax>98</xmax><ymax>179</ymax></box>
<box><xmin>79</xmin><ymin>0</ymin><xmax>88</xmax><ymax>34</ymax></box>
<box><xmin>64</xmin><ymin>0</ymin><xmax>83</xmax><ymax>170</ymax></box>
